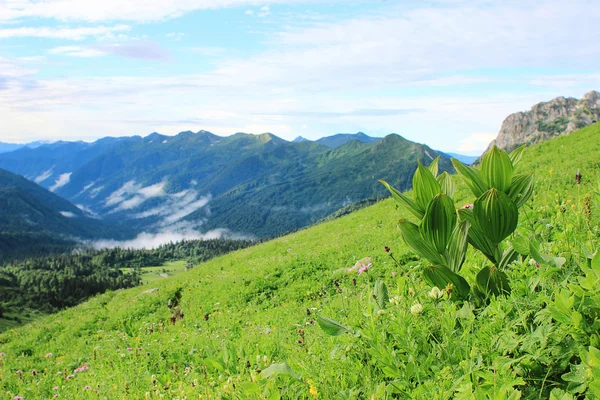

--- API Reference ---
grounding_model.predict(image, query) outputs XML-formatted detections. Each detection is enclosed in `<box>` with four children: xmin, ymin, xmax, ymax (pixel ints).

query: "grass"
<box><xmin>0</xmin><ymin>124</ymin><xmax>599</xmax><ymax>399</ymax></box>
<box><xmin>122</xmin><ymin>260</ymin><xmax>190</xmax><ymax>285</ymax></box>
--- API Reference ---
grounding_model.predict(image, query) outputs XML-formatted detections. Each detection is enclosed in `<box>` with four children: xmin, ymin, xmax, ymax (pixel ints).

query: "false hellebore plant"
<box><xmin>380</xmin><ymin>145</ymin><xmax>534</xmax><ymax>300</ymax></box>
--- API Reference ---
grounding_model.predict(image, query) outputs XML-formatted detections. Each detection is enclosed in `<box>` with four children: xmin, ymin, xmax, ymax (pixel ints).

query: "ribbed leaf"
<box><xmin>476</xmin><ymin>266</ymin><xmax>511</xmax><ymax>296</ymax></box>
<box><xmin>498</xmin><ymin>245</ymin><xmax>518</xmax><ymax>270</ymax></box>
<box><xmin>459</xmin><ymin>208</ymin><xmax>501</xmax><ymax>264</ymax></box>
<box><xmin>374</xmin><ymin>280</ymin><xmax>389</xmax><ymax>310</ymax></box>
<box><xmin>474</xmin><ymin>188</ymin><xmax>518</xmax><ymax>245</ymax></box>
<box><xmin>507</xmin><ymin>174</ymin><xmax>534</xmax><ymax>208</ymax></box>
<box><xmin>480</xmin><ymin>145</ymin><xmax>514</xmax><ymax>193</ymax></box>
<box><xmin>509</xmin><ymin>144</ymin><xmax>526</xmax><ymax>166</ymax></box>
<box><xmin>428</xmin><ymin>156</ymin><xmax>440</xmax><ymax>177</ymax></box>
<box><xmin>379</xmin><ymin>180</ymin><xmax>424</xmax><ymax>220</ymax></box>
<box><xmin>451</xmin><ymin>158</ymin><xmax>488</xmax><ymax>197</ymax></box>
<box><xmin>317</xmin><ymin>316</ymin><xmax>350</xmax><ymax>336</ymax></box>
<box><xmin>437</xmin><ymin>172</ymin><xmax>456</xmax><ymax>198</ymax></box>
<box><xmin>398</xmin><ymin>220</ymin><xmax>446</xmax><ymax>266</ymax></box>
<box><xmin>422</xmin><ymin>265</ymin><xmax>470</xmax><ymax>300</ymax></box>
<box><xmin>413</xmin><ymin>162</ymin><xmax>442</xmax><ymax>213</ymax></box>
<box><xmin>445</xmin><ymin>219</ymin><xmax>469</xmax><ymax>273</ymax></box>
<box><xmin>420</xmin><ymin>194</ymin><xmax>457</xmax><ymax>253</ymax></box>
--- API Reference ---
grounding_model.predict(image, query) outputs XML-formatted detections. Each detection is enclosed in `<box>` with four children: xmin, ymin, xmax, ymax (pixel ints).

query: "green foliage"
<box><xmin>0</xmin><ymin>124</ymin><xmax>599</xmax><ymax>399</ymax></box>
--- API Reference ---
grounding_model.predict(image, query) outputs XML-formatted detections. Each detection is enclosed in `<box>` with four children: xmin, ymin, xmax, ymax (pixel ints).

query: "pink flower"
<box><xmin>14</xmin><ymin>396</ymin><xmax>24</xmax><ymax>400</ymax></box>
<box><xmin>126</xmin><ymin>347</ymin><xmax>133</xmax><ymax>351</ymax></box>
<box><xmin>53</xmin><ymin>386</ymin><xmax>59</xmax><ymax>391</ymax></box>
<box><xmin>84</xmin><ymin>386</ymin><xmax>91</xmax><ymax>390</ymax></box>
<box><xmin>357</xmin><ymin>263</ymin><xmax>372</xmax><ymax>275</ymax></box>
<box><xmin>391</xmin><ymin>271</ymin><xmax>397</xmax><ymax>276</ymax></box>
<box><xmin>45</xmin><ymin>353</ymin><xmax>53</xmax><ymax>358</ymax></box>
<box><xmin>462</xmin><ymin>203</ymin><xmax>474</xmax><ymax>209</ymax></box>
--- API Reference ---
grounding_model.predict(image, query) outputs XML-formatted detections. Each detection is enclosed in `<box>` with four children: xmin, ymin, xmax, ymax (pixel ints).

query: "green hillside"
<box><xmin>1</xmin><ymin>124</ymin><xmax>599</xmax><ymax>399</ymax></box>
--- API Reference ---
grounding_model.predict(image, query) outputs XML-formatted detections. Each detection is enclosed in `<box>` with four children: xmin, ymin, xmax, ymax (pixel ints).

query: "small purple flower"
<box><xmin>14</xmin><ymin>396</ymin><xmax>24</xmax><ymax>400</ymax></box>
<box><xmin>126</xmin><ymin>347</ymin><xmax>133</xmax><ymax>351</ymax></box>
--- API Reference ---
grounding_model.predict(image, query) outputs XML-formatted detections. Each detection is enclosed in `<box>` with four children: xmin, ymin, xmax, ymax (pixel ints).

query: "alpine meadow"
<box><xmin>1</xmin><ymin>1</ymin><xmax>600</xmax><ymax>399</ymax></box>
<box><xmin>1</xmin><ymin>122</ymin><xmax>599</xmax><ymax>399</ymax></box>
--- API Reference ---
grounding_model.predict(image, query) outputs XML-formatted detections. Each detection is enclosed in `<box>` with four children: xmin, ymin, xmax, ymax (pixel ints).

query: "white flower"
<box><xmin>377</xmin><ymin>309</ymin><xmax>386</xmax><ymax>315</ymax></box>
<box><xmin>410</xmin><ymin>303</ymin><xmax>424</xmax><ymax>315</ymax></box>
<box><xmin>428</xmin><ymin>286</ymin><xmax>444</xmax><ymax>300</ymax></box>
<box><xmin>389</xmin><ymin>295</ymin><xmax>401</xmax><ymax>305</ymax></box>
<box><xmin>529</xmin><ymin>258</ymin><xmax>536</xmax><ymax>266</ymax></box>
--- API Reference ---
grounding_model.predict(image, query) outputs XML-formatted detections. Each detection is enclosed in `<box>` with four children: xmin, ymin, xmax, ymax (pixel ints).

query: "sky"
<box><xmin>0</xmin><ymin>0</ymin><xmax>598</xmax><ymax>155</ymax></box>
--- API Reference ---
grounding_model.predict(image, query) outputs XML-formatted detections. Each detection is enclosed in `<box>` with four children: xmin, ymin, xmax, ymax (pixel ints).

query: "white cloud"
<box><xmin>90</xmin><ymin>228</ymin><xmax>239</xmax><ymax>250</ymax></box>
<box><xmin>106</xmin><ymin>180</ymin><xmax>167</xmax><ymax>212</ymax></box>
<box><xmin>456</xmin><ymin>132</ymin><xmax>497</xmax><ymax>155</ymax></box>
<box><xmin>0</xmin><ymin>0</ymin><xmax>329</xmax><ymax>23</ymax></box>
<box><xmin>245</xmin><ymin>9</ymin><xmax>254</xmax><ymax>15</ymax></box>
<box><xmin>49</xmin><ymin>172</ymin><xmax>72</xmax><ymax>191</ymax></box>
<box><xmin>0</xmin><ymin>25</ymin><xmax>131</xmax><ymax>40</ymax></box>
<box><xmin>34</xmin><ymin>167</ymin><xmax>54</xmax><ymax>184</ymax></box>
<box><xmin>60</xmin><ymin>211</ymin><xmax>77</xmax><ymax>218</ymax></box>
<box><xmin>257</xmin><ymin>6</ymin><xmax>270</xmax><ymax>17</ymax></box>
<box><xmin>48</xmin><ymin>46</ymin><xmax>106</xmax><ymax>57</ymax></box>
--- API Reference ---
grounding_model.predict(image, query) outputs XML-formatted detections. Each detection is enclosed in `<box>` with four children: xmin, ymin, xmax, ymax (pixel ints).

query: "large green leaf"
<box><xmin>476</xmin><ymin>265</ymin><xmax>511</xmax><ymax>296</ymax></box>
<box><xmin>398</xmin><ymin>220</ymin><xmax>446</xmax><ymax>266</ymax></box>
<box><xmin>316</xmin><ymin>316</ymin><xmax>351</xmax><ymax>336</ymax></box>
<box><xmin>420</xmin><ymin>194</ymin><xmax>457</xmax><ymax>253</ymax></box>
<box><xmin>480</xmin><ymin>145</ymin><xmax>514</xmax><ymax>193</ymax></box>
<box><xmin>412</xmin><ymin>162</ymin><xmax>442</xmax><ymax>213</ymax></box>
<box><xmin>451</xmin><ymin>159</ymin><xmax>488</xmax><ymax>197</ymax></box>
<box><xmin>507</xmin><ymin>174</ymin><xmax>534</xmax><ymax>208</ymax></box>
<box><xmin>510</xmin><ymin>236</ymin><xmax>531</xmax><ymax>255</ymax></box>
<box><xmin>474</xmin><ymin>188</ymin><xmax>518</xmax><ymax>245</ymax></box>
<box><xmin>379</xmin><ymin>180</ymin><xmax>423</xmax><ymax>220</ymax></box>
<box><xmin>260</xmin><ymin>362</ymin><xmax>301</xmax><ymax>380</ymax></box>
<box><xmin>459</xmin><ymin>208</ymin><xmax>501</xmax><ymax>264</ymax></box>
<box><xmin>422</xmin><ymin>265</ymin><xmax>470</xmax><ymax>300</ymax></box>
<box><xmin>428</xmin><ymin>156</ymin><xmax>440</xmax><ymax>177</ymax></box>
<box><xmin>437</xmin><ymin>171</ymin><xmax>456</xmax><ymax>198</ymax></box>
<box><xmin>374</xmin><ymin>280</ymin><xmax>389</xmax><ymax>310</ymax></box>
<box><xmin>445</xmin><ymin>219</ymin><xmax>469</xmax><ymax>273</ymax></box>
<box><xmin>509</xmin><ymin>144</ymin><xmax>526</xmax><ymax>166</ymax></box>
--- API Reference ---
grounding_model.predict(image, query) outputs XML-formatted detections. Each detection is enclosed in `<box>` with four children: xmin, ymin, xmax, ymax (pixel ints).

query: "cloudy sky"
<box><xmin>0</xmin><ymin>0</ymin><xmax>597</xmax><ymax>155</ymax></box>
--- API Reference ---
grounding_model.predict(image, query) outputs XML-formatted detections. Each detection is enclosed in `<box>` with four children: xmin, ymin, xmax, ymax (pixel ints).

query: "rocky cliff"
<box><xmin>486</xmin><ymin>90</ymin><xmax>600</xmax><ymax>153</ymax></box>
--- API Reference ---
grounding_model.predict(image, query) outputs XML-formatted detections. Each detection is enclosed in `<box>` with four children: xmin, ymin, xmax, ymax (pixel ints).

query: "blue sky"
<box><xmin>0</xmin><ymin>0</ymin><xmax>598</xmax><ymax>155</ymax></box>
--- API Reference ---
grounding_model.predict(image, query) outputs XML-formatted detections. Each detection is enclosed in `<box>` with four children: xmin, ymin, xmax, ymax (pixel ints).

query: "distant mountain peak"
<box><xmin>485</xmin><ymin>90</ymin><xmax>600</xmax><ymax>152</ymax></box>
<box><xmin>292</xmin><ymin>136</ymin><xmax>309</xmax><ymax>142</ymax></box>
<box><xmin>316</xmin><ymin>132</ymin><xmax>381</xmax><ymax>149</ymax></box>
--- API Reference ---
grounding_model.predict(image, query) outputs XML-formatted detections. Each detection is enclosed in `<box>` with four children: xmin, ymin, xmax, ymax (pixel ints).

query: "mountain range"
<box><xmin>0</xmin><ymin>132</ymin><xmax>452</xmax><ymax>247</ymax></box>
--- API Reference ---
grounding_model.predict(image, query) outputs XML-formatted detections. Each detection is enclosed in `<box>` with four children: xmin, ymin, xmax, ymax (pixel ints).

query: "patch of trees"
<box><xmin>0</xmin><ymin>238</ymin><xmax>255</xmax><ymax>314</ymax></box>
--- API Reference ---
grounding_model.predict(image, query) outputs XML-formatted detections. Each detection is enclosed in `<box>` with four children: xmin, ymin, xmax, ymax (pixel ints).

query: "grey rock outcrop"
<box><xmin>485</xmin><ymin>90</ymin><xmax>600</xmax><ymax>153</ymax></box>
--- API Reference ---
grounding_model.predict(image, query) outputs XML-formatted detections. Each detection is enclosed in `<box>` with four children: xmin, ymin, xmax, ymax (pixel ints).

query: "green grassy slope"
<box><xmin>1</xmin><ymin>124</ymin><xmax>599</xmax><ymax>399</ymax></box>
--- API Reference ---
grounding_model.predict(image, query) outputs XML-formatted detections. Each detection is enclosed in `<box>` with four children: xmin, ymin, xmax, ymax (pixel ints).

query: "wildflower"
<box><xmin>389</xmin><ymin>295</ymin><xmax>401</xmax><ymax>305</ymax></box>
<box><xmin>357</xmin><ymin>263</ymin><xmax>372</xmax><ymax>275</ymax></box>
<box><xmin>126</xmin><ymin>347</ymin><xmax>133</xmax><ymax>351</ymax></box>
<box><xmin>549</xmin><ymin>169</ymin><xmax>554</xmax><ymax>175</ymax></box>
<box><xmin>428</xmin><ymin>286</ymin><xmax>444</xmax><ymax>300</ymax></box>
<box><xmin>45</xmin><ymin>353</ymin><xmax>53</xmax><ymax>358</ymax></box>
<box><xmin>53</xmin><ymin>386</ymin><xmax>59</xmax><ymax>391</ymax></box>
<box><xmin>14</xmin><ymin>396</ymin><xmax>24</xmax><ymax>400</ymax></box>
<box><xmin>0</xmin><ymin>352</ymin><xmax>6</xmax><ymax>357</ymax></box>
<box><xmin>384</xmin><ymin>246</ymin><xmax>390</xmax><ymax>253</ymax></box>
<box><xmin>66</xmin><ymin>374</ymin><xmax>74</xmax><ymax>379</ymax></box>
<box><xmin>84</xmin><ymin>386</ymin><xmax>91</xmax><ymax>390</ymax></box>
<box><xmin>377</xmin><ymin>309</ymin><xmax>386</xmax><ymax>315</ymax></box>
<box><xmin>307</xmin><ymin>379</ymin><xmax>319</xmax><ymax>399</ymax></box>
<box><xmin>462</xmin><ymin>203</ymin><xmax>474</xmax><ymax>209</ymax></box>
<box><xmin>576</xmin><ymin>169</ymin><xmax>582</xmax><ymax>184</ymax></box>
<box><xmin>410</xmin><ymin>303</ymin><xmax>424</xmax><ymax>315</ymax></box>
<box><xmin>529</xmin><ymin>258</ymin><xmax>536</xmax><ymax>266</ymax></box>
<box><xmin>31</xmin><ymin>369</ymin><xmax>37</xmax><ymax>376</ymax></box>
<box><xmin>56</xmin><ymin>371</ymin><xmax>62</xmax><ymax>375</ymax></box>
<box><xmin>391</xmin><ymin>271</ymin><xmax>397</xmax><ymax>276</ymax></box>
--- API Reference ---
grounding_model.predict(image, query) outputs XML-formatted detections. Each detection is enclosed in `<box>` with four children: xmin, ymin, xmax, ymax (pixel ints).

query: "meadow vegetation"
<box><xmin>1</xmin><ymin>124</ymin><xmax>600</xmax><ymax>399</ymax></box>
